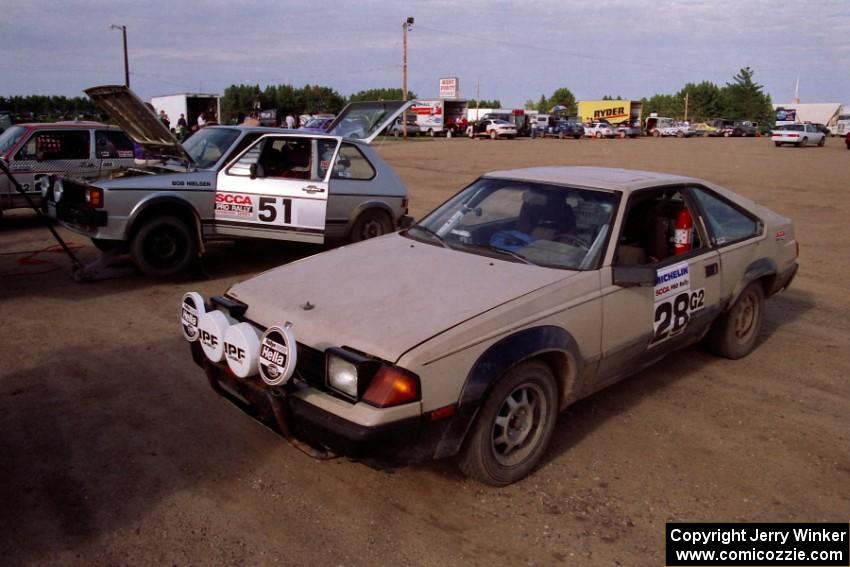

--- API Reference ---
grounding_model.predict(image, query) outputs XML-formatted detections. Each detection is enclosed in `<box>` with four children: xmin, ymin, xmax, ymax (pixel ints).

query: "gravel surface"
<box><xmin>1</xmin><ymin>135</ymin><xmax>847</xmax><ymax>566</ymax></box>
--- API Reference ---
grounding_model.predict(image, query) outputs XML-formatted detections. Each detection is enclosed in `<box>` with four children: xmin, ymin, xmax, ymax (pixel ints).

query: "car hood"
<box><xmin>85</xmin><ymin>85</ymin><xmax>193</xmax><ymax>164</ymax></box>
<box><xmin>227</xmin><ymin>233</ymin><xmax>573</xmax><ymax>363</ymax></box>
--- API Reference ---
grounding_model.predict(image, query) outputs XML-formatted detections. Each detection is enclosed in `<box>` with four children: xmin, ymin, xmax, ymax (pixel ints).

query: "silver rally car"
<box><xmin>45</xmin><ymin>86</ymin><xmax>413</xmax><ymax>276</ymax></box>
<box><xmin>182</xmin><ymin>166</ymin><xmax>798</xmax><ymax>485</ymax></box>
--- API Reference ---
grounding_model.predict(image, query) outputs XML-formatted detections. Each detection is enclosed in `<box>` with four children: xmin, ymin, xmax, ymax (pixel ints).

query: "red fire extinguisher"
<box><xmin>673</xmin><ymin>206</ymin><xmax>693</xmax><ymax>255</ymax></box>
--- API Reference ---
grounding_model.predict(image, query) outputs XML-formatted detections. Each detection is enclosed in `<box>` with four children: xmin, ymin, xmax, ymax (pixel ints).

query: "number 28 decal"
<box><xmin>651</xmin><ymin>288</ymin><xmax>705</xmax><ymax>346</ymax></box>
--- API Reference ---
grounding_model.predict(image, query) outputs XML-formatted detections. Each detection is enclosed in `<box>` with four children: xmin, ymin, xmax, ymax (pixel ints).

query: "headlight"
<box><xmin>326</xmin><ymin>348</ymin><xmax>376</xmax><ymax>401</ymax></box>
<box><xmin>326</xmin><ymin>348</ymin><xmax>420</xmax><ymax>407</ymax></box>
<box><xmin>39</xmin><ymin>176</ymin><xmax>51</xmax><ymax>198</ymax></box>
<box><xmin>53</xmin><ymin>179</ymin><xmax>64</xmax><ymax>203</ymax></box>
<box><xmin>327</xmin><ymin>353</ymin><xmax>360</xmax><ymax>399</ymax></box>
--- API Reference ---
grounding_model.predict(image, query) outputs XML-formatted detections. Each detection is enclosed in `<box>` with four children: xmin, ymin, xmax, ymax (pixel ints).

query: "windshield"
<box><xmin>183</xmin><ymin>127</ymin><xmax>240</xmax><ymax>168</ymax></box>
<box><xmin>304</xmin><ymin>117</ymin><xmax>331</xmax><ymax>129</ymax></box>
<box><xmin>409</xmin><ymin>177</ymin><xmax>619</xmax><ymax>270</ymax></box>
<box><xmin>784</xmin><ymin>124</ymin><xmax>804</xmax><ymax>132</ymax></box>
<box><xmin>0</xmin><ymin>126</ymin><xmax>27</xmax><ymax>156</ymax></box>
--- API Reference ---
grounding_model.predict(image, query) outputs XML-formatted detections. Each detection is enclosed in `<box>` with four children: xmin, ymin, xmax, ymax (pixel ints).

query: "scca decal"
<box><xmin>215</xmin><ymin>193</ymin><xmax>253</xmax><ymax>205</ymax></box>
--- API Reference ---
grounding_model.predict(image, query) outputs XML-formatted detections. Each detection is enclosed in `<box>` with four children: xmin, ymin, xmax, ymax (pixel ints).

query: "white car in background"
<box><xmin>771</xmin><ymin>124</ymin><xmax>826</xmax><ymax>147</ymax></box>
<box><xmin>467</xmin><ymin>119</ymin><xmax>517</xmax><ymax>140</ymax></box>
<box><xmin>583</xmin><ymin>122</ymin><xmax>616</xmax><ymax>139</ymax></box>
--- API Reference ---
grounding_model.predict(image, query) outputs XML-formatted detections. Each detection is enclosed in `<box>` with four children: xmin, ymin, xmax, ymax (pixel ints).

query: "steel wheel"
<box><xmin>732</xmin><ymin>289</ymin><xmax>759</xmax><ymax>343</ymax></box>
<box><xmin>349</xmin><ymin>209</ymin><xmax>392</xmax><ymax>243</ymax></box>
<box><xmin>458</xmin><ymin>360</ymin><xmax>558</xmax><ymax>485</ymax></box>
<box><xmin>130</xmin><ymin>215</ymin><xmax>196</xmax><ymax>277</ymax></box>
<box><xmin>490</xmin><ymin>382</ymin><xmax>549</xmax><ymax>467</ymax></box>
<box><xmin>707</xmin><ymin>282</ymin><xmax>764</xmax><ymax>359</ymax></box>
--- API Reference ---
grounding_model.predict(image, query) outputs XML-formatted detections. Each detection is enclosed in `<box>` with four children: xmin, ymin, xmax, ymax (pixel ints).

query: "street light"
<box><xmin>110</xmin><ymin>24</ymin><xmax>129</xmax><ymax>88</ymax></box>
<box><xmin>402</xmin><ymin>16</ymin><xmax>414</xmax><ymax>140</ymax></box>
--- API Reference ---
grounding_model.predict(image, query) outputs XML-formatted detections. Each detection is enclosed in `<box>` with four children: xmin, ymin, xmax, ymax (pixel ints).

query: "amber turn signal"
<box><xmin>362</xmin><ymin>365</ymin><xmax>420</xmax><ymax>408</ymax></box>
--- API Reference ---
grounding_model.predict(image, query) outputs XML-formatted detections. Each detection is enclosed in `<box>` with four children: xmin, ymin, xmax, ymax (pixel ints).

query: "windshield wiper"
<box><xmin>406</xmin><ymin>225</ymin><xmax>450</xmax><ymax>248</ymax></box>
<box><xmin>460</xmin><ymin>243</ymin><xmax>538</xmax><ymax>266</ymax></box>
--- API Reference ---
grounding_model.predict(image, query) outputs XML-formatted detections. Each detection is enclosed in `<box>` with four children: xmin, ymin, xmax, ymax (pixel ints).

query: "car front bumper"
<box><xmin>192</xmin><ymin>342</ymin><xmax>458</xmax><ymax>466</ymax></box>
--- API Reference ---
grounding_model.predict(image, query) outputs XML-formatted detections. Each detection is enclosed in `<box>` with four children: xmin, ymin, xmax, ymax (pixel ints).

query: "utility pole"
<box><xmin>684</xmin><ymin>93</ymin><xmax>689</xmax><ymax>121</ymax></box>
<box><xmin>476</xmin><ymin>79</ymin><xmax>480</xmax><ymax>121</ymax></box>
<box><xmin>402</xmin><ymin>16</ymin><xmax>414</xmax><ymax>140</ymax></box>
<box><xmin>110</xmin><ymin>24</ymin><xmax>129</xmax><ymax>87</ymax></box>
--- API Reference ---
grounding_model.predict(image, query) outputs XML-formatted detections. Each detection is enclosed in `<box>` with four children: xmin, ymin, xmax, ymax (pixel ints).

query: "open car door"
<box><xmin>214</xmin><ymin>134</ymin><xmax>341</xmax><ymax>244</ymax></box>
<box><xmin>325</xmin><ymin>100</ymin><xmax>414</xmax><ymax>143</ymax></box>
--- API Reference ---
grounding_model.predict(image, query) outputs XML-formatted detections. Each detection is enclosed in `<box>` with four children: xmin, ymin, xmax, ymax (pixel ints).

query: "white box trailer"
<box><xmin>150</xmin><ymin>93</ymin><xmax>221</xmax><ymax>131</ymax></box>
<box><xmin>411</xmin><ymin>99</ymin><xmax>468</xmax><ymax>136</ymax></box>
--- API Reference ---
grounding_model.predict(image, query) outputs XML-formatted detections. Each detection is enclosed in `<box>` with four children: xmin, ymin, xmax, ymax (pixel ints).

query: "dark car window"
<box><xmin>331</xmin><ymin>143</ymin><xmax>375</xmax><ymax>180</ymax></box>
<box><xmin>691</xmin><ymin>188</ymin><xmax>761</xmax><ymax>245</ymax></box>
<box><xmin>95</xmin><ymin>130</ymin><xmax>135</xmax><ymax>159</ymax></box>
<box><xmin>16</xmin><ymin>130</ymin><xmax>90</xmax><ymax>160</ymax></box>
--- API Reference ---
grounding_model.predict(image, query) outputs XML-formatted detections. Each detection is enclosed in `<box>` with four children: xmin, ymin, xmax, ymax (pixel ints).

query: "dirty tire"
<box><xmin>490</xmin><ymin>130</ymin><xmax>497</xmax><ymax>140</ymax></box>
<box><xmin>676</xmin><ymin>130</ymin><xmax>685</xmax><ymax>138</ymax></box>
<box><xmin>817</xmin><ymin>136</ymin><xmax>825</xmax><ymax>147</ymax></box>
<box><xmin>797</xmin><ymin>137</ymin><xmax>807</xmax><ymax>147</ymax></box>
<box><xmin>349</xmin><ymin>209</ymin><xmax>393</xmax><ymax>243</ymax></box>
<box><xmin>653</xmin><ymin>129</ymin><xmax>661</xmax><ymax>138</ymax></box>
<box><xmin>458</xmin><ymin>360</ymin><xmax>558</xmax><ymax>486</ymax></box>
<box><xmin>707</xmin><ymin>281</ymin><xmax>764</xmax><ymax>359</ymax></box>
<box><xmin>774</xmin><ymin>142</ymin><xmax>782</xmax><ymax>147</ymax></box>
<box><xmin>130</xmin><ymin>215</ymin><xmax>196</xmax><ymax>277</ymax></box>
<box><xmin>558</xmin><ymin>131</ymin><xmax>565</xmax><ymax>139</ymax></box>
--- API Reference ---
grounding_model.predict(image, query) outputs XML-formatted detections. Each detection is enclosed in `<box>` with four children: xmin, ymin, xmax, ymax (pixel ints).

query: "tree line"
<box><xmin>3</xmin><ymin>67</ymin><xmax>773</xmax><ymax>126</ymax></box>
<box><xmin>525</xmin><ymin>68</ymin><xmax>774</xmax><ymax>125</ymax></box>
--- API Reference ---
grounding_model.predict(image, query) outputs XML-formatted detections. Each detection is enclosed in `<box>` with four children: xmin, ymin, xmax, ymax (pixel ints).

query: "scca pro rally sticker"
<box><xmin>215</xmin><ymin>192</ymin><xmax>254</xmax><ymax>218</ymax></box>
<box><xmin>650</xmin><ymin>262</ymin><xmax>705</xmax><ymax>346</ymax></box>
<box><xmin>258</xmin><ymin>324</ymin><xmax>297</xmax><ymax>386</ymax></box>
<box><xmin>181</xmin><ymin>292</ymin><xmax>205</xmax><ymax>341</ymax></box>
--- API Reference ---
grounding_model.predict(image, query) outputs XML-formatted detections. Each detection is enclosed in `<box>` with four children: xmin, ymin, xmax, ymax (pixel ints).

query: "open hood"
<box><xmin>325</xmin><ymin>100</ymin><xmax>414</xmax><ymax>144</ymax></box>
<box><xmin>84</xmin><ymin>85</ymin><xmax>193</xmax><ymax>164</ymax></box>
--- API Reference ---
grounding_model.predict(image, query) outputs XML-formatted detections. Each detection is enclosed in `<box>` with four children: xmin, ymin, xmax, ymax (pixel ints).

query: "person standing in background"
<box><xmin>285</xmin><ymin>113</ymin><xmax>296</xmax><ymax>129</ymax></box>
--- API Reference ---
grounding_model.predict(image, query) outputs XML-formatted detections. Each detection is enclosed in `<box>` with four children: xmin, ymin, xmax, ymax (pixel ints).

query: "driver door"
<box><xmin>214</xmin><ymin>135</ymin><xmax>341</xmax><ymax>244</ymax></box>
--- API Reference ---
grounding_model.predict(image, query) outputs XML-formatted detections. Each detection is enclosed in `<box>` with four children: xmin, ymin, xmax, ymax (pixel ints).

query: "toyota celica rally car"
<box><xmin>182</xmin><ymin>166</ymin><xmax>798</xmax><ymax>485</ymax></box>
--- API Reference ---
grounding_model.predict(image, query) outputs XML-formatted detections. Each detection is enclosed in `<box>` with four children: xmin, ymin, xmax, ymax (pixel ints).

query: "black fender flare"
<box><xmin>432</xmin><ymin>325</ymin><xmax>582</xmax><ymax>459</ymax></box>
<box><xmin>125</xmin><ymin>195</ymin><xmax>203</xmax><ymax>247</ymax></box>
<box><xmin>729</xmin><ymin>257</ymin><xmax>777</xmax><ymax>306</ymax></box>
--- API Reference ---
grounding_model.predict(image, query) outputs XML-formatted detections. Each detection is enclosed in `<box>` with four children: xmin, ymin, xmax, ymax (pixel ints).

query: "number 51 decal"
<box><xmin>651</xmin><ymin>288</ymin><xmax>705</xmax><ymax>346</ymax></box>
<box><xmin>257</xmin><ymin>196</ymin><xmax>293</xmax><ymax>225</ymax></box>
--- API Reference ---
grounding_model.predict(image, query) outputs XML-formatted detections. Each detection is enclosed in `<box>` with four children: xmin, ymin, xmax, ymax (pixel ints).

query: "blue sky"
<box><xmin>2</xmin><ymin>0</ymin><xmax>848</xmax><ymax>107</ymax></box>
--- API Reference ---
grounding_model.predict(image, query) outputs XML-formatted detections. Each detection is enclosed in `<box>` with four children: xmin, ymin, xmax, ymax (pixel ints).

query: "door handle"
<box><xmin>302</xmin><ymin>185</ymin><xmax>325</xmax><ymax>194</ymax></box>
<box><xmin>705</xmin><ymin>263</ymin><xmax>719</xmax><ymax>277</ymax></box>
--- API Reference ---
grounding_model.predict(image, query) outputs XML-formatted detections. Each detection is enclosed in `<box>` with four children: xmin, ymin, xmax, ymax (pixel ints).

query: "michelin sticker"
<box><xmin>650</xmin><ymin>262</ymin><xmax>706</xmax><ymax>346</ymax></box>
<box><xmin>258</xmin><ymin>324</ymin><xmax>297</xmax><ymax>386</ymax></box>
<box><xmin>654</xmin><ymin>261</ymin><xmax>690</xmax><ymax>302</ymax></box>
<box><xmin>181</xmin><ymin>292</ymin><xmax>205</xmax><ymax>342</ymax></box>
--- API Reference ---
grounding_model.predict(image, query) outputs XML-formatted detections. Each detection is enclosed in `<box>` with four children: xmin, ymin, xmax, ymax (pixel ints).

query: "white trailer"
<box><xmin>150</xmin><ymin>93</ymin><xmax>221</xmax><ymax>132</ymax></box>
<box><xmin>411</xmin><ymin>99</ymin><xmax>468</xmax><ymax>136</ymax></box>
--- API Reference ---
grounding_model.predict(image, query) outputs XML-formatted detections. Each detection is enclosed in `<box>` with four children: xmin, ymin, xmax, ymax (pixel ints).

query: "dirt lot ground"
<box><xmin>1</xmin><ymin>136</ymin><xmax>847</xmax><ymax>566</ymax></box>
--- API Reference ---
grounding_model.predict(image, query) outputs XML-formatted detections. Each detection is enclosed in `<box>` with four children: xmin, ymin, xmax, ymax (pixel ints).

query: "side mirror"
<box><xmin>613</xmin><ymin>265</ymin><xmax>657</xmax><ymax>287</ymax></box>
<box><xmin>249</xmin><ymin>163</ymin><xmax>258</xmax><ymax>180</ymax></box>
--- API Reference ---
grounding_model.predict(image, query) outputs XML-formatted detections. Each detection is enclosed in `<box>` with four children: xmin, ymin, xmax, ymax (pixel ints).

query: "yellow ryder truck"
<box><xmin>577</xmin><ymin>100</ymin><xmax>642</xmax><ymax>127</ymax></box>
